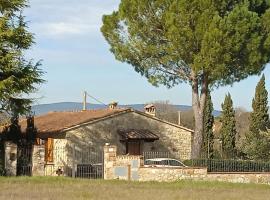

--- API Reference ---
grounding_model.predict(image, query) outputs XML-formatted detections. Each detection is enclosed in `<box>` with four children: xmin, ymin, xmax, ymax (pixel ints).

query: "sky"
<box><xmin>24</xmin><ymin>0</ymin><xmax>270</xmax><ymax>111</ymax></box>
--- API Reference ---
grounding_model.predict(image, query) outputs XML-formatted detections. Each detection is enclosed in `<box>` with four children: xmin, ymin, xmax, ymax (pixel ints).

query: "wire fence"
<box><xmin>143</xmin><ymin>151</ymin><xmax>270</xmax><ymax>172</ymax></box>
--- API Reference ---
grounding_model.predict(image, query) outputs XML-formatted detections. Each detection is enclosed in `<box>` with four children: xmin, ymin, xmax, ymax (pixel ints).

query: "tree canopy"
<box><xmin>101</xmin><ymin>0</ymin><xmax>270</xmax><ymax>157</ymax></box>
<box><xmin>102</xmin><ymin>0</ymin><xmax>270</xmax><ymax>87</ymax></box>
<box><xmin>0</xmin><ymin>0</ymin><xmax>44</xmax><ymax>116</ymax></box>
<box><xmin>0</xmin><ymin>0</ymin><xmax>43</xmax><ymax>116</ymax></box>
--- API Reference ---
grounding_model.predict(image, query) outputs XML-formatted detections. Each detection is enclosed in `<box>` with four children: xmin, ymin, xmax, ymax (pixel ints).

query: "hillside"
<box><xmin>31</xmin><ymin>102</ymin><xmax>221</xmax><ymax>116</ymax></box>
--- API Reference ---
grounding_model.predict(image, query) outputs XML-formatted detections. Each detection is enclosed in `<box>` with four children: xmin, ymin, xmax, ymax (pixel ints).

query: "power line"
<box><xmin>86</xmin><ymin>92</ymin><xmax>107</xmax><ymax>106</ymax></box>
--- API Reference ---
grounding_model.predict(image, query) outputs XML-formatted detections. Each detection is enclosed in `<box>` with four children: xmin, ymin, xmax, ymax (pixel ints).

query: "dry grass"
<box><xmin>0</xmin><ymin>177</ymin><xmax>269</xmax><ymax>200</ymax></box>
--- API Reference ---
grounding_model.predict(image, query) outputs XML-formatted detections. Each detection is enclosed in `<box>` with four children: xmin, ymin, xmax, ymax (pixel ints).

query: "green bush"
<box><xmin>183</xmin><ymin>159</ymin><xmax>270</xmax><ymax>172</ymax></box>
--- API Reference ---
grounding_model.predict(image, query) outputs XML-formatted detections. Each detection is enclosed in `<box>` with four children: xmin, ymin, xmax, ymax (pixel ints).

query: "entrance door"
<box><xmin>127</xmin><ymin>141</ymin><xmax>141</xmax><ymax>155</ymax></box>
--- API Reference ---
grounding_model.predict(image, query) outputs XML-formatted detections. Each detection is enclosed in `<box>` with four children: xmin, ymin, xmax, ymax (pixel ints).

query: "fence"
<box><xmin>45</xmin><ymin>146</ymin><xmax>104</xmax><ymax>179</ymax></box>
<box><xmin>143</xmin><ymin>151</ymin><xmax>270</xmax><ymax>173</ymax></box>
<box><xmin>17</xmin><ymin>146</ymin><xmax>32</xmax><ymax>176</ymax></box>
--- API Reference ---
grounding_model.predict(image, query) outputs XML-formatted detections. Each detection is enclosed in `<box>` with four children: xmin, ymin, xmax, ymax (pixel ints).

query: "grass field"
<box><xmin>0</xmin><ymin>177</ymin><xmax>269</xmax><ymax>200</ymax></box>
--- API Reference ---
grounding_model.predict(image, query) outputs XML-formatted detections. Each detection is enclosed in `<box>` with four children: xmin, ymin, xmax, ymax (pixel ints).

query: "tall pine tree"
<box><xmin>220</xmin><ymin>93</ymin><xmax>237</xmax><ymax>158</ymax></box>
<box><xmin>202</xmin><ymin>90</ymin><xmax>214</xmax><ymax>158</ymax></box>
<box><xmin>0</xmin><ymin>1</ymin><xmax>44</xmax><ymax>116</ymax></box>
<box><xmin>244</xmin><ymin>75</ymin><xmax>270</xmax><ymax>160</ymax></box>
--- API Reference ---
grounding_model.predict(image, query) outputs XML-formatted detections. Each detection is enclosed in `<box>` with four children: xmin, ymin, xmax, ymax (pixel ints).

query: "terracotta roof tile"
<box><xmin>20</xmin><ymin>108</ymin><xmax>130</xmax><ymax>134</ymax></box>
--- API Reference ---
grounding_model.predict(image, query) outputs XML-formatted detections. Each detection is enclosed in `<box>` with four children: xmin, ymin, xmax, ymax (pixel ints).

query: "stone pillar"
<box><xmin>103</xmin><ymin>144</ymin><xmax>117</xmax><ymax>180</ymax></box>
<box><xmin>4</xmin><ymin>142</ymin><xmax>17</xmax><ymax>176</ymax></box>
<box><xmin>32</xmin><ymin>145</ymin><xmax>45</xmax><ymax>176</ymax></box>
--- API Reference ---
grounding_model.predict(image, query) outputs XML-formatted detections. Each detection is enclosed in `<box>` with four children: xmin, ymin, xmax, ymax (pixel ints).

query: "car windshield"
<box><xmin>145</xmin><ymin>159</ymin><xmax>185</xmax><ymax>167</ymax></box>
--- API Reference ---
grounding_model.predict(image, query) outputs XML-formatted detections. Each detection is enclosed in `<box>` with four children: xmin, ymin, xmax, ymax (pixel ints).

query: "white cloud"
<box><xmin>26</xmin><ymin>0</ymin><xmax>120</xmax><ymax>38</ymax></box>
<box><xmin>32</xmin><ymin>21</ymin><xmax>98</xmax><ymax>37</ymax></box>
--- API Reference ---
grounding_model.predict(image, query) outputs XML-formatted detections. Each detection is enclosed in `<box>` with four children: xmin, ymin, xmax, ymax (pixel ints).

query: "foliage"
<box><xmin>201</xmin><ymin>91</ymin><xmax>214</xmax><ymax>158</ymax></box>
<box><xmin>152</xmin><ymin>101</ymin><xmax>194</xmax><ymax>129</ymax></box>
<box><xmin>220</xmin><ymin>93</ymin><xmax>237</xmax><ymax>158</ymax></box>
<box><xmin>184</xmin><ymin>158</ymin><xmax>270</xmax><ymax>172</ymax></box>
<box><xmin>249</xmin><ymin>74</ymin><xmax>270</xmax><ymax>133</ymax></box>
<box><xmin>0</xmin><ymin>0</ymin><xmax>44</xmax><ymax>116</ymax></box>
<box><xmin>101</xmin><ymin>0</ymin><xmax>270</xmax><ymax>157</ymax></box>
<box><xmin>244</xmin><ymin>75</ymin><xmax>270</xmax><ymax>160</ymax></box>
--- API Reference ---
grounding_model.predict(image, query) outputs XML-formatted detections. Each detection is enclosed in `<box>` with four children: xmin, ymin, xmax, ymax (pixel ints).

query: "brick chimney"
<box><xmin>144</xmin><ymin>104</ymin><xmax>156</xmax><ymax>117</ymax></box>
<box><xmin>109</xmin><ymin>102</ymin><xmax>118</xmax><ymax>110</ymax></box>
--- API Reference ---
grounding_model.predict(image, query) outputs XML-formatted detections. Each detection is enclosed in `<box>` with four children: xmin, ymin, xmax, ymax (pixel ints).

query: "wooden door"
<box><xmin>127</xmin><ymin>141</ymin><xmax>140</xmax><ymax>155</ymax></box>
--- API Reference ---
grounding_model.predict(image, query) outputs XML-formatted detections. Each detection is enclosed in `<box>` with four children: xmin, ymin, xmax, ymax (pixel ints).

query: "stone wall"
<box><xmin>104</xmin><ymin>145</ymin><xmax>142</xmax><ymax>180</ymax></box>
<box><xmin>66</xmin><ymin>111</ymin><xmax>193</xmax><ymax>160</ymax></box>
<box><xmin>206</xmin><ymin>173</ymin><xmax>270</xmax><ymax>184</ymax></box>
<box><xmin>32</xmin><ymin>145</ymin><xmax>45</xmax><ymax>176</ymax></box>
<box><xmin>138</xmin><ymin>167</ymin><xmax>207</xmax><ymax>182</ymax></box>
<box><xmin>104</xmin><ymin>145</ymin><xmax>270</xmax><ymax>185</ymax></box>
<box><xmin>4</xmin><ymin>142</ymin><xmax>17</xmax><ymax>176</ymax></box>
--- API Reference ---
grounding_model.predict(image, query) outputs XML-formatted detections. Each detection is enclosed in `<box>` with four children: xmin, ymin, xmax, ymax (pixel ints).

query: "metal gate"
<box><xmin>75</xmin><ymin>150</ymin><xmax>104</xmax><ymax>179</ymax></box>
<box><xmin>45</xmin><ymin>146</ymin><xmax>104</xmax><ymax>179</ymax></box>
<box><xmin>17</xmin><ymin>145</ymin><xmax>32</xmax><ymax>176</ymax></box>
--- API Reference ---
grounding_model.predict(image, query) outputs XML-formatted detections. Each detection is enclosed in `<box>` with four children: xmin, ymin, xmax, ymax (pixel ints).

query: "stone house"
<box><xmin>19</xmin><ymin>105</ymin><xmax>194</xmax><ymax>175</ymax></box>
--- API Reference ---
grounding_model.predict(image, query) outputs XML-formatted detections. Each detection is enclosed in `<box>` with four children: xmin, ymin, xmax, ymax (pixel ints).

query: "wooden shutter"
<box><xmin>45</xmin><ymin>138</ymin><xmax>54</xmax><ymax>162</ymax></box>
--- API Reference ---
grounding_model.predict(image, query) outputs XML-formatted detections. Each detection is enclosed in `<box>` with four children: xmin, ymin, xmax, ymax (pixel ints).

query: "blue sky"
<box><xmin>24</xmin><ymin>0</ymin><xmax>270</xmax><ymax>111</ymax></box>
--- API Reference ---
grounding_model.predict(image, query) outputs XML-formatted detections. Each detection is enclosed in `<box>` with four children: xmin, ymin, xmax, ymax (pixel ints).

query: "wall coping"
<box><xmin>208</xmin><ymin>172</ymin><xmax>270</xmax><ymax>175</ymax></box>
<box><xmin>140</xmin><ymin>166</ymin><xmax>207</xmax><ymax>170</ymax></box>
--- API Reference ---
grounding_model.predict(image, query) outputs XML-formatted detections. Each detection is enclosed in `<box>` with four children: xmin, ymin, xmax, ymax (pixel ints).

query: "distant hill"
<box><xmin>32</xmin><ymin>102</ymin><xmax>221</xmax><ymax>117</ymax></box>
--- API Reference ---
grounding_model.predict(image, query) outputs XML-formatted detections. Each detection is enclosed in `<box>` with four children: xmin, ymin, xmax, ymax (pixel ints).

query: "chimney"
<box><xmin>109</xmin><ymin>102</ymin><xmax>118</xmax><ymax>110</ymax></box>
<box><xmin>144</xmin><ymin>104</ymin><xmax>156</xmax><ymax>117</ymax></box>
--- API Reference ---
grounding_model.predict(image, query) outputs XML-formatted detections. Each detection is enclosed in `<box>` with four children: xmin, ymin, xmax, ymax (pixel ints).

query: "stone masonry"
<box><xmin>4</xmin><ymin>141</ymin><xmax>17</xmax><ymax>176</ymax></box>
<box><xmin>32</xmin><ymin>145</ymin><xmax>45</xmax><ymax>176</ymax></box>
<box><xmin>66</xmin><ymin>111</ymin><xmax>193</xmax><ymax>160</ymax></box>
<box><xmin>104</xmin><ymin>145</ymin><xmax>270</xmax><ymax>185</ymax></box>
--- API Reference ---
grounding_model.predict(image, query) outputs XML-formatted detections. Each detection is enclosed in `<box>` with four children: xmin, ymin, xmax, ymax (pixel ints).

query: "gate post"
<box><xmin>4</xmin><ymin>141</ymin><xmax>17</xmax><ymax>176</ymax></box>
<box><xmin>72</xmin><ymin>144</ymin><xmax>76</xmax><ymax>178</ymax></box>
<box><xmin>103</xmin><ymin>144</ymin><xmax>117</xmax><ymax>180</ymax></box>
<box><xmin>32</xmin><ymin>145</ymin><xmax>45</xmax><ymax>176</ymax></box>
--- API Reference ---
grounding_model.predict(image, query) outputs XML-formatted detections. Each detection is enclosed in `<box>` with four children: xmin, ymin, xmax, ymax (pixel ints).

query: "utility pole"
<box><xmin>178</xmin><ymin>111</ymin><xmax>181</xmax><ymax>126</ymax></box>
<box><xmin>83</xmin><ymin>91</ymin><xmax>87</xmax><ymax>111</ymax></box>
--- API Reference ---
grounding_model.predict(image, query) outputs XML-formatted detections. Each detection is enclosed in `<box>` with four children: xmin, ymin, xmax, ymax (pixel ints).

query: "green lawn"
<box><xmin>0</xmin><ymin>177</ymin><xmax>269</xmax><ymax>200</ymax></box>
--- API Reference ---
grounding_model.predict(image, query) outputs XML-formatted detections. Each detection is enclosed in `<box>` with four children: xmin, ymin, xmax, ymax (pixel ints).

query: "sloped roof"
<box><xmin>19</xmin><ymin>108</ymin><xmax>130</xmax><ymax>134</ymax></box>
<box><xmin>0</xmin><ymin>108</ymin><xmax>194</xmax><ymax>138</ymax></box>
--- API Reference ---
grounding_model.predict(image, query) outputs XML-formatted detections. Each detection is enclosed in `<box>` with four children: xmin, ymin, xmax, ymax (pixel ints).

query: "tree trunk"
<box><xmin>191</xmin><ymin>71</ymin><xmax>208</xmax><ymax>158</ymax></box>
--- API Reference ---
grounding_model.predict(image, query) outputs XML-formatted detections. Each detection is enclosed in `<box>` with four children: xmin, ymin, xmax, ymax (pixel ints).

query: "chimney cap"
<box><xmin>109</xmin><ymin>101</ymin><xmax>118</xmax><ymax>109</ymax></box>
<box><xmin>144</xmin><ymin>104</ymin><xmax>155</xmax><ymax>109</ymax></box>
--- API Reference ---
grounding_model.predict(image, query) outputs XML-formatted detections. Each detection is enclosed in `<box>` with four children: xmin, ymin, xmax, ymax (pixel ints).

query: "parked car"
<box><xmin>144</xmin><ymin>158</ymin><xmax>187</xmax><ymax>168</ymax></box>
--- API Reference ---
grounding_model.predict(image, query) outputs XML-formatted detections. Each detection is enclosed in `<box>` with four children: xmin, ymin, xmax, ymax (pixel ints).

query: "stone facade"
<box><xmin>65</xmin><ymin>111</ymin><xmax>193</xmax><ymax>160</ymax></box>
<box><xmin>32</xmin><ymin>145</ymin><xmax>45</xmax><ymax>176</ymax></box>
<box><xmin>4</xmin><ymin>142</ymin><xmax>17</xmax><ymax>176</ymax></box>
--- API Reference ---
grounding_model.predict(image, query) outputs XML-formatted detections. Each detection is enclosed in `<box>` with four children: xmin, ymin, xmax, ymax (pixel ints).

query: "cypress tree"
<box><xmin>249</xmin><ymin>74</ymin><xmax>270</xmax><ymax>133</ymax></box>
<box><xmin>202</xmin><ymin>90</ymin><xmax>214</xmax><ymax>158</ymax></box>
<box><xmin>220</xmin><ymin>93</ymin><xmax>237</xmax><ymax>158</ymax></box>
<box><xmin>244</xmin><ymin>75</ymin><xmax>270</xmax><ymax>160</ymax></box>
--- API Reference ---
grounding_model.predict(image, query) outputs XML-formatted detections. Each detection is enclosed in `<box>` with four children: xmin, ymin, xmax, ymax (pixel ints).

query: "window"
<box><xmin>45</xmin><ymin>138</ymin><xmax>54</xmax><ymax>163</ymax></box>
